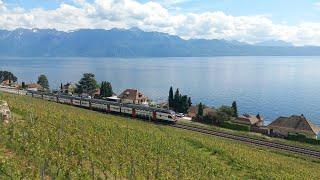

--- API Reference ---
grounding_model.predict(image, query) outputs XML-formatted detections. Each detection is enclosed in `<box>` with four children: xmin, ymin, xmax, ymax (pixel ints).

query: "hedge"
<box><xmin>220</xmin><ymin>121</ymin><xmax>250</xmax><ymax>132</ymax></box>
<box><xmin>287</xmin><ymin>133</ymin><xmax>320</xmax><ymax>145</ymax></box>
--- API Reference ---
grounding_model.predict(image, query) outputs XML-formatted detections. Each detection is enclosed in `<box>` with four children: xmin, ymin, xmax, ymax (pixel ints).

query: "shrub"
<box><xmin>220</xmin><ymin>121</ymin><xmax>250</xmax><ymax>132</ymax></box>
<box><xmin>287</xmin><ymin>133</ymin><xmax>320</xmax><ymax>145</ymax></box>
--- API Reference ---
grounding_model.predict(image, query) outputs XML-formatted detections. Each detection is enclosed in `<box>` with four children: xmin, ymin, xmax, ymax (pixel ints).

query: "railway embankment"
<box><xmin>0</xmin><ymin>92</ymin><xmax>320</xmax><ymax>179</ymax></box>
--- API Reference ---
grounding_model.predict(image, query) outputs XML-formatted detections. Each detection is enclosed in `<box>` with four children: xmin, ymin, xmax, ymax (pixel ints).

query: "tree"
<box><xmin>198</xmin><ymin>103</ymin><xmax>204</xmax><ymax>117</ymax></box>
<box><xmin>180</xmin><ymin>95</ymin><xmax>189</xmax><ymax>114</ymax></box>
<box><xmin>188</xmin><ymin>97</ymin><xmax>192</xmax><ymax>107</ymax></box>
<box><xmin>0</xmin><ymin>71</ymin><xmax>17</xmax><ymax>83</ymax></box>
<box><xmin>256</xmin><ymin>113</ymin><xmax>261</xmax><ymax>120</ymax></box>
<box><xmin>232</xmin><ymin>101</ymin><xmax>238</xmax><ymax>117</ymax></box>
<box><xmin>76</xmin><ymin>73</ymin><xmax>98</xmax><ymax>95</ymax></box>
<box><xmin>168</xmin><ymin>86</ymin><xmax>174</xmax><ymax>109</ymax></box>
<box><xmin>60</xmin><ymin>83</ymin><xmax>63</xmax><ymax>91</ymax></box>
<box><xmin>37</xmin><ymin>74</ymin><xmax>49</xmax><ymax>89</ymax></box>
<box><xmin>219</xmin><ymin>105</ymin><xmax>234</xmax><ymax>117</ymax></box>
<box><xmin>173</xmin><ymin>88</ymin><xmax>181</xmax><ymax>112</ymax></box>
<box><xmin>100</xmin><ymin>81</ymin><xmax>113</xmax><ymax>98</ymax></box>
<box><xmin>21</xmin><ymin>82</ymin><xmax>26</xmax><ymax>89</ymax></box>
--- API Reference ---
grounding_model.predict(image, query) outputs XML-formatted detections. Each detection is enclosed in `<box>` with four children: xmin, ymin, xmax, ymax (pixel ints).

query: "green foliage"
<box><xmin>198</xmin><ymin>103</ymin><xmax>204</xmax><ymax>116</ymax></box>
<box><xmin>231</xmin><ymin>101</ymin><xmax>238</xmax><ymax>118</ymax></box>
<box><xmin>220</xmin><ymin>121</ymin><xmax>250</xmax><ymax>132</ymax></box>
<box><xmin>100</xmin><ymin>81</ymin><xmax>113</xmax><ymax>98</ymax></box>
<box><xmin>287</xmin><ymin>133</ymin><xmax>320</xmax><ymax>145</ymax></box>
<box><xmin>168</xmin><ymin>86</ymin><xmax>174</xmax><ymax>109</ymax></box>
<box><xmin>0</xmin><ymin>71</ymin><xmax>17</xmax><ymax>83</ymax></box>
<box><xmin>37</xmin><ymin>74</ymin><xmax>49</xmax><ymax>89</ymax></box>
<box><xmin>188</xmin><ymin>97</ymin><xmax>192</xmax><ymax>107</ymax></box>
<box><xmin>21</xmin><ymin>82</ymin><xmax>26</xmax><ymax>89</ymax></box>
<box><xmin>170</xmin><ymin>88</ymin><xmax>191</xmax><ymax>113</ymax></box>
<box><xmin>218</xmin><ymin>106</ymin><xmax>234</xmax><ymax>117</ymax></box>
<box><xmin>0</xmin><ymin>93</ymin><xmax>320</xmax><ymax>179</ymax></box>
<box><xmin>76</xmin><ymin>73</ymin><xmax>98</xmax><ymax>95</ymax></box>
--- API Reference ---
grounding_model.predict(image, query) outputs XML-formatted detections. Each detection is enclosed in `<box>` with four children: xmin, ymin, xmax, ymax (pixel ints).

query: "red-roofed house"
<box><xmin>118</xmin><ymin>89</ymin><xmax>148</xmax><ymax>105</ymax></box>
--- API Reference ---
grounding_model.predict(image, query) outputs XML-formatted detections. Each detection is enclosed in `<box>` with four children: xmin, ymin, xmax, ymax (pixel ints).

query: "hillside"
<box><xmin>0</xmin><ymin>92</ymin><xmax>320</xmax><ymax>179</ymax></box>
<box><xmin>1</xmin><ymin>28</ymin><xmax>320</xmax><ymax>57</ymax></box>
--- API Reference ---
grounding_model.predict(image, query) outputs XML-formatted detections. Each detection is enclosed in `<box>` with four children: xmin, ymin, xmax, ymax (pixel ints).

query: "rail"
<box><xmin>171</xmin><ymin>123</ymin><xmax>320</xmax><ymax>158</ymax></box>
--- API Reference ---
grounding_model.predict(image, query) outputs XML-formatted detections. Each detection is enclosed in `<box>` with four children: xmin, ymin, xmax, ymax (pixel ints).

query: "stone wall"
<box><xmin>0</xmin><ymin>100</ymin><xmax>11</xmax><ymax>123</ymax></box>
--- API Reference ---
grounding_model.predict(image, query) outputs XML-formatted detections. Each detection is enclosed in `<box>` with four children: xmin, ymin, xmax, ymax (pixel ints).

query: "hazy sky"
<box><xmin>1</xmin><ymin>0</ymin><xmax>320</xmax><ymax>45</ymax></box>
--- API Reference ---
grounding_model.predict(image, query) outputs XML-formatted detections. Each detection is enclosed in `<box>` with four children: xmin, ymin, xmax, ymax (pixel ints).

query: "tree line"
<box><xmin>196</xmin><ymin>101</ymin><xmax>238</xmax><ymax>125</ymax></box>
<box><xmin>168</xmin><ymin>86</ymin><xmax>192</xmax><ymax>113</ymax></box>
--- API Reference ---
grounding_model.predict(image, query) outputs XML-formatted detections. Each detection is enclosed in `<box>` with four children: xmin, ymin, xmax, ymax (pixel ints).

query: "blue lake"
<box><xmin>1</xmin><ymin>56</ymin><xmax>320</xmax><ymax>125</ymax></box>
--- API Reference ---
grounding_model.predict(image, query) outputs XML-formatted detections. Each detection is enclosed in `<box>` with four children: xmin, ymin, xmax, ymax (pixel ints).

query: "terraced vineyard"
<box><xmin>0</xmin><ymin>92</ymin><xmax>320</xmax><ymax>179</ymax></box>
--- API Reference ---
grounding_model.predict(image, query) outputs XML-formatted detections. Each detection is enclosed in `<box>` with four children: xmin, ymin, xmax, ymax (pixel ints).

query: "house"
<box><xmin>61</xmin><ymin>83</ymin><xmax>76</xmax><ymax>94</ymax></box>
<box><xmin>187</xmin><ymin>105</ymin><xmax>216</xmax><ymax>118</ymax></box>
<box><xmin>268</xmin><ymin>115</ymin><xmax>320</xmax><ymax>139</ymax></box>
<box><xmin>1</xmin><ymin>80</ymin><xmax>10</xmax><ymax>86</ymax></box>
<box><xmin>118</xmin><ymin>89</ymin><xmax>148</xmax><ymax>105</ymax></box>
<box><xmin>27</xmin><ymin>83</ymin><xmax>43</xmax><ymax>91</ymax></box>
<box><xmin>234</xmin><ymin>113</ymin><xmax>264</xmax><ymax>127</ymax></box>
<box><xmin>1</xmin><ymin>80</ymin><xmax>18</xmax><ymax>88</ymax></box>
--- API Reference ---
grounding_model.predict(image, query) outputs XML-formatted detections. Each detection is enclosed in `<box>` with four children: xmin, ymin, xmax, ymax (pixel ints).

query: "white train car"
<box><xmin>91</xmin><ymin>102</ymin><xmax>108</xmax><ymax>110</ymax></box>
<box><xmin>49</xmin><ymin>95</ymin><xmax>57</xmax><ymax>102</ymax></box>
<box><xmin>80</xmin><ymin>99</ymin><xmax>90</xmax><ymax>108</ymax></box>
<box><xmin>110</xmin><ymin>104</ymin><xmax>121</xmax><ymax>113</ymax></box>
<box><xmin>26</xmin><ymin>91</ymin><xmax>33</xmax><ymax>96</ymax></box>
<box><xmin>33</xmin><ymin>93</ymin><xmax>43</xmax><ymax>99</ymax></box>
<box><xmin>72</xmin><ymin>98</ymin><xmax>81</xmax><ymax>106</ymax></box>
<box><xmin>43</xmin><ymin>95</ymin><xmax>51</xmax><ymax>101</ymax></box>
<box><xmin>121</xmin><ymin>106</ymin><xmax>133</xmax><ymax>115</ymax></box>
<box><xmin>155</xmin><ymin>110</ymin><xmax>176</xmax><ymax>122</ymax></box>
<box><xmin>58</xmin><ymin>96</ymin><xmax>72</xmax><ymax>104</ymax></box>
<box><xmin>136</xmin><ymin>109</ymin><xmax>152</xmax><ymax>118</ymax></box>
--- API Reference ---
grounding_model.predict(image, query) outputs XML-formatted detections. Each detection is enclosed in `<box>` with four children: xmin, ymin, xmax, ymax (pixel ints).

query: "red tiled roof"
<box><xmin>118</xmin><ymin>89</ymin><xmax>146</xmax><ymax>101</ymax></box>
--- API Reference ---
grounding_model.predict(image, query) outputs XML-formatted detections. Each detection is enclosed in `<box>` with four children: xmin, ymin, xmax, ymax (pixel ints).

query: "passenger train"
<box><xmin>26</xmin><ymin>90</ymin><xmax>177</xmax><ymax>123</ymax></box>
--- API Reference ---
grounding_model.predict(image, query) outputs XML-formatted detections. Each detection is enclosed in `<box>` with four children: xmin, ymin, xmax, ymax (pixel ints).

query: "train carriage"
<box><xmin>72</xmin><ymin>98</ymin><xmax>81</xmax><ymax>106</ymax></box>
<box><xmin>91</xmin><ymin>102</ymin><xmax>108</xmax><ymax>110</ymax></box>
<box><xmin>33</xmin><ymin>93</ymin><xmax>43</xmax><ymax>99</ymax></box>
<box><xmin>43</xmin><ymin>95</ymin><xmax>51</xmax><ymax>101</ymax></box>
<box><xmin>136</xmin><ymin>109</ymin><xmax>152</xmax><ymax>118</ymax></box>
<box><xmin>155</xmin><ymin>109</ymin><xmax>176</xmax><ymax>122</ymax></box>
<box><xmin>49</xmin><ymin>95</ymin><xmax>57</xmax><ymax>102</ymax></box>
<box><xmin>121</xmin><ymin>106</ymin><xmax>133</xmax><ymax>115</ymax></box>
<box><xmin>110</xmin><ymin>104</ymin><xmax>121</xmax><ymax>113</ymax></box>
<box><xmin>26</xmin><ymin>91</ymin><xmax>34</xmax><ymax>96</ymax></box>
<box><xmin>80</xmin><ymin>99</ymin><xmax>90</xmax><ymax>108</ymax></box>
<box><xmin>58</xmin><ymin>96</ymin><xmax>72</xmax><ymax>104</ymax></box>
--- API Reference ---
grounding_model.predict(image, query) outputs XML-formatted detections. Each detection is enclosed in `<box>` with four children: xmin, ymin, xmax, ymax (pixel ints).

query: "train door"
<box><xmin>153</xmin><ymin>111</ymin><xmax>157</xmax><ymax>121</ymax></box>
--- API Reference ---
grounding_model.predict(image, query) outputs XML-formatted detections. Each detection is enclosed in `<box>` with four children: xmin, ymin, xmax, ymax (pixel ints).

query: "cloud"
<box><xmin>0</xmin><ymin>0</ymin><xmax>320</xmax><ymax>46</ymax></box>
<box><xmin>315</xmin><ymin>2</ymin><xmax>320</xmax><ymax>9</ymax></box>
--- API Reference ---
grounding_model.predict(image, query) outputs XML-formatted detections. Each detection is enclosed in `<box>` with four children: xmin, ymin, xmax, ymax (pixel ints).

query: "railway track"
<box><xmin>172</xmin><ymin>123</ymin><xmax>320</xmax><ymax>159</ymax></box>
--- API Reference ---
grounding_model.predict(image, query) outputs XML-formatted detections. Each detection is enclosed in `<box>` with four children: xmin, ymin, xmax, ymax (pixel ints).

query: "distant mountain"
<box><xmin>254</xmin><ymin>40</ymin><xmax>293</xmax><ymax>47</ymax></box>
<box><xmin>0</xmin><ymin>28</ymin><xmax>320</xmax><ymax>57</ymax></box>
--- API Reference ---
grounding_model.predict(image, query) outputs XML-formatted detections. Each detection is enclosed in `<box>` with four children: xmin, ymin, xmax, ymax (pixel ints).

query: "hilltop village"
<box><xmin>1</xmin><ymin>70</ymin><xmax>319</xmax><ymax>143</ymax></box>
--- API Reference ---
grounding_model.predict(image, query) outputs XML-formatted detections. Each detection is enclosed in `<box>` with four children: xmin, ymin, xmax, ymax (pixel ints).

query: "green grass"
<box><xmin>179</xmin><ymin>119</ymin><xmax>320</xmax><ymax>151</ymax></box>
<box><xmin>0</xmin><ymin>92</ymin><xmax>320</xmax><ymax>179</ymax></box>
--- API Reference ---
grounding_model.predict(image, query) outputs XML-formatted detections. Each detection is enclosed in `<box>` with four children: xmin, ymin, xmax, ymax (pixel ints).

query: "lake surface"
<box><xmin>1</xmin><ymin>56</ymin><xmax>320</xmax><ymax>125</ymax></box>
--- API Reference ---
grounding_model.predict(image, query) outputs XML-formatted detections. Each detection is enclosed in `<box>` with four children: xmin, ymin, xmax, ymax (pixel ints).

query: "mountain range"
<box><xmin>0</xmin><ymin>28</ymin><xmax>320</xmax><ymax>57</ymax></box>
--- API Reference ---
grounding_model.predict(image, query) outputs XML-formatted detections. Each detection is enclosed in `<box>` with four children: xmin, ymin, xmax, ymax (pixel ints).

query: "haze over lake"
<box><xmin>1</xmin><ymin>56</ymin><xmax>320</xmax><ymax>125</ymax></box>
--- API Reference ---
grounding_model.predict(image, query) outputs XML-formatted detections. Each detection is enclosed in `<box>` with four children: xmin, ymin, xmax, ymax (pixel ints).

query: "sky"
<box><xmin>1</xmin><ymin>0</ymin><xmax>320</xmax><ymax>46</ymax></box>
